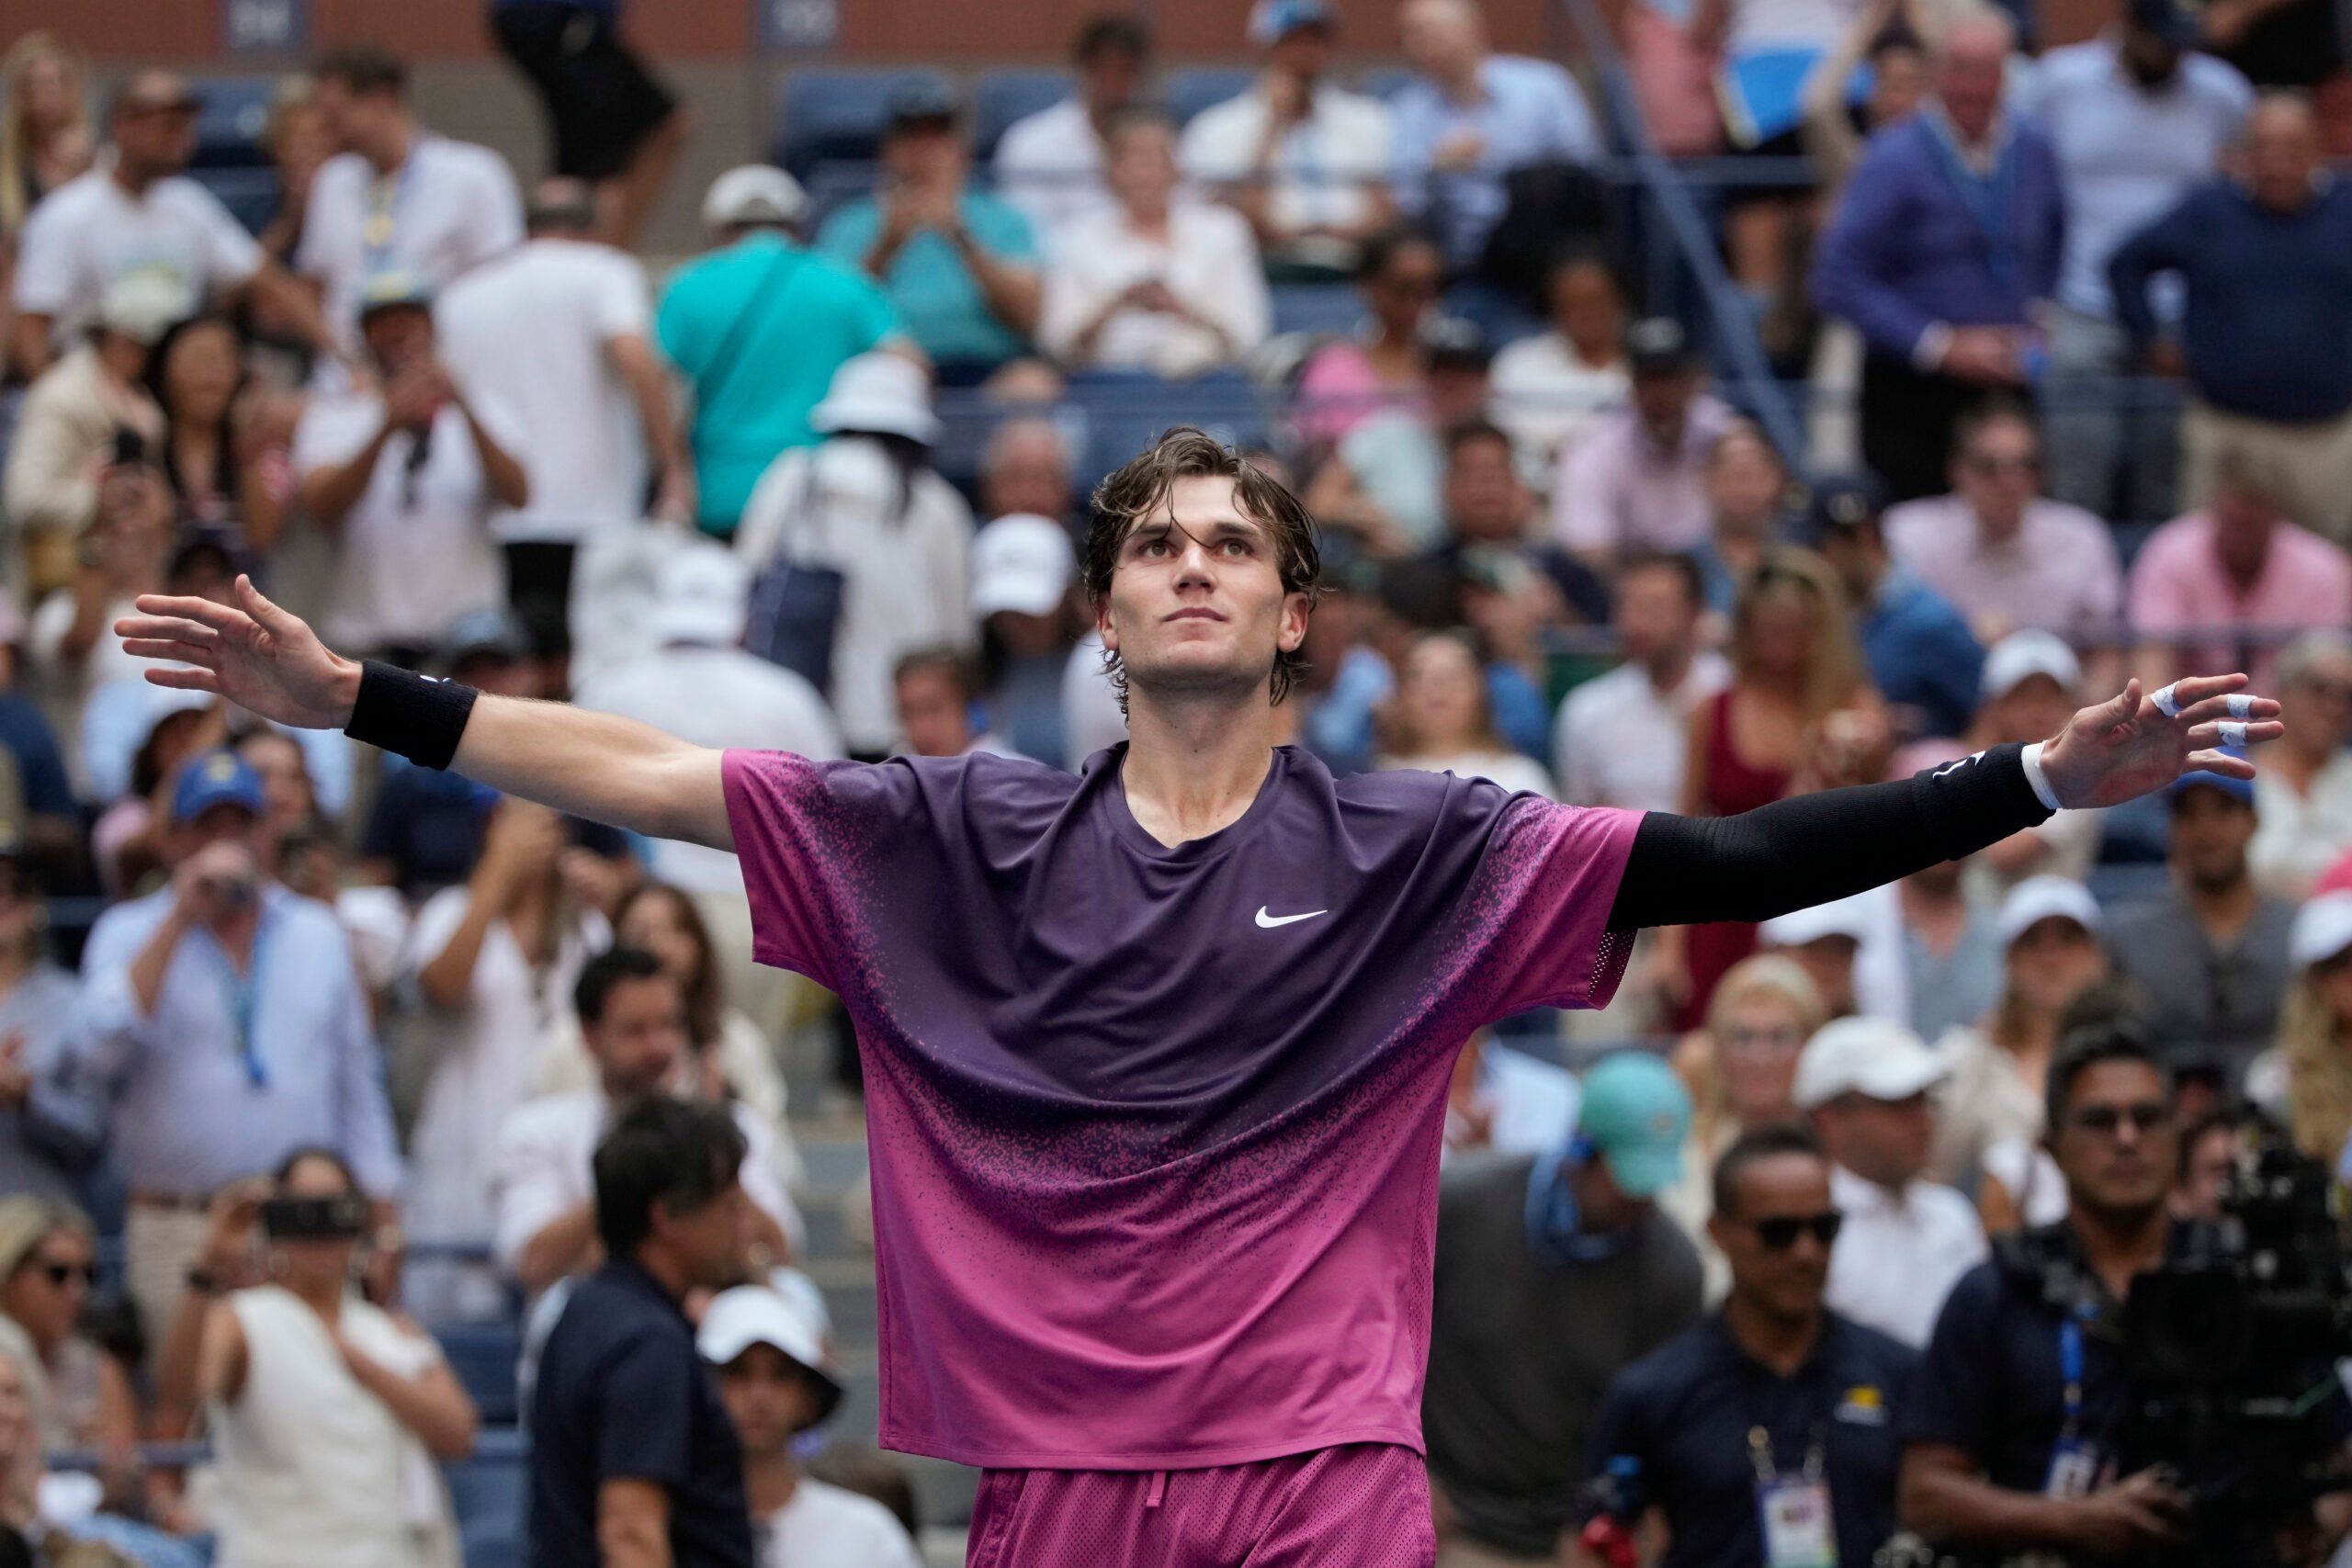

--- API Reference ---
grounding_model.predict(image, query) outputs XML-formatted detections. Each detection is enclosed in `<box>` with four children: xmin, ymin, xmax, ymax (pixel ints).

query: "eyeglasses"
<box><xmin>38</xmin><ymin>1262</ymin><xmax>96</xmax><ymax>1290</ymax></box>
<box><xmin>1747</xmin><ymin>1212</ymin><xmax>1843</xmax><ymax>1251</ymax></box>
<box><xmin>2067</xmin><ymin>1101</ymin><xmax>2170</xmax><ymax>1136</ymax></box>
<box><xmin>1723</xmin><ymin>1025</ymin><xmax>1806</xmax><ymax>1052</ymax></box>
<box><xmin>1964</xmin><ymin>452</ymin><xmax>2041</xmax><ymax>477</ymax></box>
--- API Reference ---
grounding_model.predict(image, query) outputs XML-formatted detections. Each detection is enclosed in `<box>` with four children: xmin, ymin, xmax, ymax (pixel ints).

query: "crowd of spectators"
<box><xmin>0</xmin><ymin>0</ymin><xmax>2345</xmax><ymax>1561</ymax></box>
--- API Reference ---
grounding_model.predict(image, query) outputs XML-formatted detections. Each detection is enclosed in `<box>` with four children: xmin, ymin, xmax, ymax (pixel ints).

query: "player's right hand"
<box><xmin>117</xmin><ymin>576</ymin><xmax>364</xmax><ymax>733</ymax></box>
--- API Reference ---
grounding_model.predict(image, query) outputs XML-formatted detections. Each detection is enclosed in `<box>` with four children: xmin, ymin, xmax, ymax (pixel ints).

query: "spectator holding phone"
<box><xmin>154</xmin><ymin>1148</ymin><xmax>473</xmax><ymax>1562</ymax></box>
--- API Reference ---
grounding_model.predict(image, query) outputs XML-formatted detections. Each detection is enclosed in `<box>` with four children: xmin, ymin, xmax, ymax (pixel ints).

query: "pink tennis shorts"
<box><xmin>963</xmin><ymin>1441</ymin><xmax>1436</xmax><ymax>1567</ymax></box>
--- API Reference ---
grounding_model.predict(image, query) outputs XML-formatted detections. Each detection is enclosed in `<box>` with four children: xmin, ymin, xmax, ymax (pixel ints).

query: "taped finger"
<box><xmin>2152</xmin><ymin>682</ymin><xmax>2183</xmax><ymax>719</ymax></box>
<box><xmin>2220</xmin><ymin>720</ymin><xmax>2247</xmax><ymax>748</ymax></box>
<box><xmin>2225</xmin><ymin>694</ymin><xmax>2255</xmax><ymax>719</ymax></box>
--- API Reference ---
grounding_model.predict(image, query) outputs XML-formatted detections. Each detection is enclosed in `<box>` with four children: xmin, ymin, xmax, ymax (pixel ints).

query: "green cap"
<box><xmin>1577</xmin><ymin>1052</ymin><xmax>1692</xmax><ymax>1199</ymax></box>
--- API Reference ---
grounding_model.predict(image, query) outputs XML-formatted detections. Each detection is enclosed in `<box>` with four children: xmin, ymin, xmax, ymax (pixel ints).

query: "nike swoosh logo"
<box><xmin>1255</xmin><ymin>907</ymin><xmax>1329</xmax><ymax>929</ymax></box>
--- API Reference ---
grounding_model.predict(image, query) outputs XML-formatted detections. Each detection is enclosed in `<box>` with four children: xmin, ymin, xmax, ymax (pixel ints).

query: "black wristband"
<box><xmin>345</xmin><ymin>660</ymin><xmax>479</xmax><ymax>772</ymax></box>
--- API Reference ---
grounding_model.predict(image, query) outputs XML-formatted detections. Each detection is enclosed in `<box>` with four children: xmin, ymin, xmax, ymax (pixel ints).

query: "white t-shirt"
<box><xmin>756</xmin><ymin>1478</ymin><xmax>923</xmax><ymax>1568</ymax></box>
<box><xmin>573</xmin><ymin>644</ymin><xmax>845</xmax><ymax>894</ymax></box>
<box><xmin>1037</xmin><ymin>199</ymin><xmax>1272</xmax><ymax>378</ymax></box>
<box><xmin>1823</xmin><ymin>1164</ymin><xmax>1988</xmax><ymax>1348</ymax></box>
<box><xmin>290</xmin><ymin>389</ymin><xmax>518</xmax><ymax>652</ymax></box>
<box><xmin>12</xmin><ymin>167</ymin><xmax>262</xmax><ymax>340</ymax></box>
<box><xmin>1554</xmin><ymin>653</ymin><xmax>1730</xmax><ymax>813</ymax></box>
<box><xmin>1061</xmin><ymin>634</ymin><xmax>1129</xmax><ymax>765</ymax></box>
<box><xmin>993</xmin><ymin>97</ymin><xmax>1114</xmax><ymax>253</ymax></box>
<box><xmin>1178</xmin><ymin>84</ymin><xmax>1394</xmax><ymax>260</ymax></box>
<box><xmin>435</xmin><ymin>238</ymin><xmax>653</xmax><ymax>543</ymax></box>
<box><xmin>1489</xmin><ymin>336</ymin><xmax>1631</xmax><ymax>479</ymax></box>
<box><xmin>297</xmin><ymin>135</ymin><xmax>523</xmax><ymax>348</ymax></box>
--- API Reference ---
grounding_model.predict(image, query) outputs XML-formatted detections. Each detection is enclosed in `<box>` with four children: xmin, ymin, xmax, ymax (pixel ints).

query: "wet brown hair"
<box><xmin>1080</xmin><ymin>426</ymin><xmax>1322</xmax><ymax>715</ymax></box>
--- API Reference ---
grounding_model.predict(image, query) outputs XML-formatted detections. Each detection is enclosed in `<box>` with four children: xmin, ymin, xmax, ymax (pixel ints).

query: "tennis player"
<box><xmin>118</xmin><ymin>428</ymin><xmax>2277</xmax><ymax>1566</ymax></box>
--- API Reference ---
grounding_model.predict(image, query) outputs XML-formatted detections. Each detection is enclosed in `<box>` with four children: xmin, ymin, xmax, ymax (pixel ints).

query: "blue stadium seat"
<box><xmin>2109</xmin><ymin>520</ymin><xmax>2160</xmax><ymax>572</ymax></box>
<box><xmin>435</xmin><ymin>1321</ymin><xmax>522</xmax><ymax>1427</ymax></box>
<box><xmin>973</xmin><ymin>68</ymin><xmax>1072</xmax><ymax>162</ymax></box>
<box><xmin>188</xmin><ymin>166</ymin><xmax>280</xmax><ymax>237</ymax></box>
<box><xmin>1271</xmin><ymin>282</ymin><xmax>1362</xmax><ymax>339</ymax></box>
<box><xmin>1059</xmin><ymin>371</ymin><xmax>1270</xmax><ymax>494</ymax></box>
<box><xmin>446</xmin><ymin>1432</ymin><xmax>526</xmax><ymax>1568</ymax></box>
<box><xmin>1357</xmin><ymin>66</ymin><xmax>1418</xmax><ymax>102</ymax></box>
<box><xmin>1164</xmin><ymin>67</ymin><xmax>1257</xmax><ymax>127</ymax></box>
<box><xmin>770</xmin><ymin>68</ymin><xmax>952</xmax><ymax>183</ymax></box>
<box><xmin>192</xmin><ymin>78</ymin><xmax>276</xmax><ymax>170</ymax></box>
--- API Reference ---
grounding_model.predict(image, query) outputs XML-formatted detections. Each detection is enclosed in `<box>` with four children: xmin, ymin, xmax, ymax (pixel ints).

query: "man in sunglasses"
<box><xmin>1898</xmin><ymin>1025</ymin><xmax>2201</xmax><ymax>1562</ymax></box>
<box><xmin>1585</xmin><ymin>1123</ymin><xmax>1917</xmax><ymax>1568</ymax></box>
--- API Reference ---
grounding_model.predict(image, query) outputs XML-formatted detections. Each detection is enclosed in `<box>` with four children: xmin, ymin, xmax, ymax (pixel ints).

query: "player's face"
<box><xmin>1100</xmin><ymin>474</ymin><xmax>1309</xmax><ymax>713</ymax></box>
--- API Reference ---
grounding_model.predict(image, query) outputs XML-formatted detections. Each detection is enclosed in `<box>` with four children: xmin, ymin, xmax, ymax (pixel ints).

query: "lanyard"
<box><xmin>2057</xmin><ymin>1314</ymin><xmax>2085</xmax><ymax>1442</ymax></box>
<box><xmin>362</xmin><ymin>151</ymin><xmax>419</xmax><ymax>274</ymax></box>
<box><xmin>1748</xmin><ymin>1422</ymin><xmax>1827</xmax><ymax>1486</ymax></box>
<box><xmin>1921</xmin><ymin>112</ymin><xmax>2021</xmax><ymax>291</ymax></box>
<box><xmin>1524</xmin><ymin>1139</ymin><xmax>1633</xmax><ymax>1263</ymax></box>
<box><xmin>211</xmin><ymin>912</ymin><xmax>272</xmax><ymax>1089</ymax></box>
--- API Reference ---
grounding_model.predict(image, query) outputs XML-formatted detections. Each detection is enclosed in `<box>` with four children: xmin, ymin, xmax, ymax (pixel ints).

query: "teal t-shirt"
<box><xmin>815</xmin><ymin>192</ymin><xmax>1037</xmax><ymax>371</ymax></box>
<box><xmin>654</xmin><ymin>235</ymin><xmax>899</xmax><ymax>534</ymax></box>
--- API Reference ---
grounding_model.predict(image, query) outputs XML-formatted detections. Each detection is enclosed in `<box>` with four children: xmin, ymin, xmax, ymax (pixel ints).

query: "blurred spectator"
<box><xmin>401</xmin><ymin>799</ymin><xmax>606</xmax><ymax>1320</ymax></box>
<box><xmin>252</xmin><ymin>77</ymin><xmax>332</xmax><ymax>272</ymax></box>
<box><xmin>1660</xmin><ymin>549</ymin><xmax>1881</xmax><ymax>1028</ymax></box>
<box><xmin>1442</xmin><ymin>1030</ymin><xmax>1581</xmax><ymax>1159</ymax></box>
<box><xmin>1423</xmin><ymin>1053</ymin><xmax>1702</xmax><ymax>1565</ymax></box>
<box><xmin>2250</xmin><ymin>632</ymin><xmax>2352</xmax><ymax>899</ymax></box>
<box><xmin>141</xmin><ymin>314</ymin><xmax>287</xmax><ymax>549</ymax></box>
<box><xmin>1039</xmin><ymin>107</ymin><xmax>1271</xmax><ymax>378</ymax></box>
<box><xmin>2255</xmin><ymin>892</ymin><xmax>2352</xmax><ymax>1163</ymax></box>
<box><xmin>3</xmin><ymin>273</ymin><xmax>170</xmax><ymax>599</ymax></box>
<box><xmin>10</xmin><ymin>69</ymin><xmax>330</xmax><ymax>379</ymax></box>
<box><xmin>1896</xmin><ymin>835</ymin><xmax>2003</xmax><ymax>1046</ymax></box>
<box><xmin>1882</xmin><ymin>402</ymin><xmax>2123</xmax><ymax>648</ymax></box>
<box><xmin>1586</xmin><ymin>1127</ymin><xmax>1917</xmax><ymax>1568</ymax></box>
<box><xmin>1389</xmin><ymin>0</ymin><xmax>1603</xmax><ymax>270</ymax></box>
<box><xmin>84</xmin><ymin>692</ymin><xmax>220</xmax><ymax>897</ymax></box>
<box><xmin>492</xmin><ymin>0</ymin><xmax>686</xmax><ymax>250</ymax></box>
<box><xmin>978</xmin><ymin>415</ymin><xmax>1076</xmax><ymax>528</ymax></box>
<box><xmin>2021</xmin><ymin>0</ymin><xmax>2250</xmax><ymax>521</ymax></box>
<box><xmin>2170</xmin><ymin>1105</ymin><xmax>2248</xmax><ymax>1218</ymax></box>
<box><xmin>1305</xmin><ymin>313</ymin><xmax>1494</xmax><ymax>550</ymax></box>
<box><xmin>1799</xmin><ymin>0</ymin><xmax>1930</xmax><ymax>193</ymax></box>
<box><xmin>817</xmin><ymin>83</ymin><xmax>1042</xmax><ymax>385</ymax></box>
<box><xmin>529</xmin><ymin>1097</ymin><xmax>756</xmax><ymax>1567</ymax></box>
<box><xmin>1691</xmin><ymin>420</ymin><xmax>1794</xmax><ymax>613</ymax></box>
<box><xmin>0</xmin><ymin>35</ymin><xmax>90</xmax><ymax>243</ymax></box>
<box><xmin>1294</xmin><ymin>226</ymin><xmax>1443</xmax><ymax>446</ymax></box>
<box><xmin>2109</xmin><ymin>94</ymin><xmax>2352</xmax><ymax>541</ymax></box>
<box><xmin>702</xmin><ymin>1287</ymin><xmax>923</xmax><ymax>1568</ymax></box>
<box><xmin>1761</xmin><ymin>888</ymin><xmax>1909</xmax><ymax>1023</ymax></box>
<box><xmin>1809</xmin><ymin>472</ymin><xmax>1984</xmax><ymax>741</ymax></box>
<box><xmin>657</xmin><ymin>166</ymin><xmax>900</xmax><ymax>536</ymax></box>
<box><xmin>1555</xmin><ymin>550</ymin><xmax>1727</xmax><ymax>812</ymax></box>
<box><xmin>1797</xmin><ymin>1020</ymin><xmax>1987</xmax><ymax>1346</ymax></box>
<box><xmin>53</xmin><ymin>748</ymin><xmax>401</xmax><ymax>1343</ymax></box>
<box><xmin>0</xmin><ymin>1201</ymin><xmax>133</xmax><ymax>1481</ymax></box>
<box><xmin>439</xmin><ymin>175</ymin><xmax>695</xmax><ymax>670</ymax></box>
<box><xmin>2107</xmin><ymin>760</ymin><xmax>2291</xmax><ymax>1082</ymax></box>
<box><xmin>233</xmin><ymin>729</ymin><xmax>317</xmax><ymax>855</ymax></box>
<box><xmin>1553</xmin><ymin>317</ymin><xmax>1736</xmax><ymax>574</ymax></box>
<box><xmin>2126</xmin><ymin>446</ymin><xmax>2352</xmax><ymax>694</ymax></box>
<box><xmin>736</xmin><ymin>353</ymin><xmax>973</xmax><ymax>757</ymax></box>
<box><xmin>292</xmin><ymin>272</ymin><xmax>528</xmax><ymax>664</ymax></box>
<box><xmin>298</xmin><ymin>45</ymin><xmax>523</xmax><ymax>355</ymax></box>
<box><xmin>1377</xmin><ymin>630</ymin><xmax>1554</xmax><ymax>795</ymax></box>
<box><xmin>0</xmin><ymin>836</ymin><xmax>89</xmax><ymax>1205</ymax></box>
<box><xmin>491</xmin><ymin>949</ymin><xmax>797</xmax><ymax>1296</ymax></box>
<box><xmin>1181</xmin><ymin>0</ymin><xmax>1396</xmax><ymax>276</ymax></box>
<box><xmin>1661</xmin><ymin>955</ymin><xmax>1826</xmax><ymax>1298</ymax></box>
<box><xmin>574</xmin><ymin>546</ymin><xmax>843</xmax><ymax>908</ymax></box>
<box><xmin>898</xmin><ymin>649</ymin><xmax>1000</xmax><ymax>760</ymax></box>
<box><xmin>1429</xmin><ymin>415</ymin><xmax>1605</xmax><ymax>644</ymax></box>
<box><xmin>28</xmin><ymin>477</ymin><xmax>173</xmax><ymax>803</ymax></box>
<box><xmin>1963</xmin><ymin>632</ymin><xmax>2101</xmax><ymax>904</ymax></box>
<box><xmin>971</xmin><ymin>513</ymin><xmax>1080</xmax><ymax>768</ymax></box>
<box><xmin>177</xmin><ymin>1150</ymin><xmax>472</xmax><ymax>1562</ymax></box>
<box><xmin>1810</xmin><ymin>12</ymin><xmax>2063</xmax><ymax>502</ymax></box>
<box><xmin>1488</xmin><ymin>247</ymin><xmax>1629</xmax><ymax>479</ymax></box>
<box><xmin>995</xmin><ymin>15</ymin><xmax>1153</xmax><ymax>247</ymax></box>
<box><xmin>1931</xmin><ymin>876</ymin><xmax>2109</xmax><ymax>1224</ymax></box>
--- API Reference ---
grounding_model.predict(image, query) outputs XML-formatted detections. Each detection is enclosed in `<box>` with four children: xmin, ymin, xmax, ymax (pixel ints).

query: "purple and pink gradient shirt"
<box><xmin>723</xmin><ymin>743</ymin><xmax>1640</xmax><ymax>1470</ymax></box>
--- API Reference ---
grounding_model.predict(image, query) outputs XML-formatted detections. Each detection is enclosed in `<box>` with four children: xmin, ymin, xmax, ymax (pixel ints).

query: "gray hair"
<box><xmin>980</xmin><ymin>415</ymin><xmax>1073</xmax><ymax>478</ymax></box>
<box><xmin>2278</xmin><ymin>630</ymin><xmax>2352</xmax><ymax>690</ymax></box>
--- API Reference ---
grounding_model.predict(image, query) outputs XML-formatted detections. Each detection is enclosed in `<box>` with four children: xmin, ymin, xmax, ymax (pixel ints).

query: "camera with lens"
<box><xmin>260</xmin><ymin>1194</ymin><xmax>370</xmax><ymax>1242</ymax></box>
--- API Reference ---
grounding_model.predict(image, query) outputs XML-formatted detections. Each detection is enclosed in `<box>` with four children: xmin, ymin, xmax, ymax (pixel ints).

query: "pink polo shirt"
<box><xmin>2127</xmin><ymin>512</ymin><xmax>2352</xmax><ymax>690</ymax></box>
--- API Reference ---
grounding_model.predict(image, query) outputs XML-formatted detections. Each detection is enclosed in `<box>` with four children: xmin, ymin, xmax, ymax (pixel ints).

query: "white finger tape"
<box><xmin>2152</xmin><ymin>683</ymin><xmax>2183</xmax><ymax>719</ymax></box>
<box><xmin>2226</xmin><ymin>694</ymin><xmax>2255</xmax><ymax>719</ymax></box>
<box><xmin>2220</xmin><ymin>721</ymin><xmax>2248</xmax><ymax>748</ymax></box>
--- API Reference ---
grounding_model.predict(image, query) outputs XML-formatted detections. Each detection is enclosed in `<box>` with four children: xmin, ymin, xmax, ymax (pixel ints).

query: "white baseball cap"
<box><xmin>1981</xmin><ymin>629</ymin><xmax>2081</xmax><ymax>703</ymax></box>
<box><xmin>651</xmin><ymin>542</ymin><xmax>751</xmax><ymax>648</ymax></box>
<box><xmin>1761</xmin><ymin>891</ymin><xmax>1877</xmax><ymax>949</ymax></box>
<box><xmin>1996</xmin><ymin>874</ymin><xmax>2104</xmax><ymax>948</ymax></box>
<box><xmin>2290</xmin><ymin>890</ymin><xmax>2352</xmax><ymax>970</ymax></box>
<box><xmin>695</xmin><ymin>1286</ymin><xmax>844</xmax><ymax>1423</ymax></box>
<box><xmin>1792</xmin><ymin>1016</ymin><xmax>1949</xmax><ymax>1110</ymax></box>
<box><xmin>701</xmin><ymin>164</ymin><xmax>808</xmax><ymax>230</ymax></box>
<box><xmin>971</xmin><ymin>513</ymin><xmax>1076</xmax><ymax>619</ymax></box>
<box><xmin>96</xmin><ymin>270</ymin><xmax>193</xmax><ymax>345</ymax></box>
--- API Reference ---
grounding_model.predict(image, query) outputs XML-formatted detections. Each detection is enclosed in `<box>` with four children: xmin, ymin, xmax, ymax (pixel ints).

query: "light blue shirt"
<box><xmin>2014</xmin><ymin>39</ymin><xmax>2252</xmax><ymax>319</ymax></box>
<box><xmin>1389</xmin><ymin>55</ymin><xmax>1603</xmax><ymax>264</ymax></box>
<box><xmin>49</xmin><ymin>886</ymin><xmax>401</xmax><ymax>1198</ymax></box>
<box><xmin>816</xmin><ymin>190</ymin><xmax>1039</xmax><ymax>370</ymax></box>
<box><xmin>79</xmin><ymin>680</ymin><xmax>354</xmax><ymax>814</ymax></box>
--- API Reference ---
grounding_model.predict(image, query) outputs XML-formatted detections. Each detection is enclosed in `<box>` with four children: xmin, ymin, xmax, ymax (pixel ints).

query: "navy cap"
<box><xmin>440</xmin><ymin>607</ymin><xmax>529</xmax><ymax>669</ymax></box>
<box><xmin>2128</xmin><ymin>0</ymin><xmax>2201</xmax><ymax>45</ymax></box>
<box><xmin>172</xmin><ymin>749</ymin><xmax>265</xmax><ymax>825</ymax></box>
<box><xmin>1420</xmin><ymin>315</ymin><xmax>1491</xmax><ymax>370</ymax></box>
<box><xmin>1804</xmin><ymin>471</ymin><xmax>1889</xmax><ymax>539</ymax></box>
<box><xmin>887</xmin><ymin>79</ymin><xmax>959</xmax><ymax>130</ymax></box>
<box><xmin>1249</xmin><ymin>0</ymin><xmax>1337</xmax><ymax>44</ymax></box>
<box><xmin>1626</xmin><ymin>316</ymin><xmax>1698</xmax><ymax>378</ymax></box>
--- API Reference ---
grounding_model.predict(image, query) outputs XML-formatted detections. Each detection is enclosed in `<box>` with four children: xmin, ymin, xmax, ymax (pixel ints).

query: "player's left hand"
<box><xmin>2037</xmin><ymin>674</ymin><xmax>2282</xmax><ymax>811</ymax></box>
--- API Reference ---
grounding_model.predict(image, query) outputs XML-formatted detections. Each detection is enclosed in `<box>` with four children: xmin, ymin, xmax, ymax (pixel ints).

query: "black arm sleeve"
<box><xmin>1606</xmin><ymin>743</ymin><xmax>2053</xmax><ymax>931</ymax></box>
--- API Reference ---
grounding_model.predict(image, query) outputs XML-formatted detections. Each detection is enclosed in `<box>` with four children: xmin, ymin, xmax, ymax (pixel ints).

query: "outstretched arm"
<box><xmin>1608</xmin><ymin>677</ymin><xmax>2279</xmax><ymax>931</ymax></box>
<box><xmin>115</xmin><ymin>579</ymin><xmax>733</xmax><ymax>851</ymax></box>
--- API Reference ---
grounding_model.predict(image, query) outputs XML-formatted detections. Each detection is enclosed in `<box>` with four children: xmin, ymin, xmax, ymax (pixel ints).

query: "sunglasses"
<box><xmin>37</xmin><ymin>1261</ymin><xmax>96</xmax><ymax>1290</ymax></box>
<box><xmin>2068</xmin><ymin>1101</ymin><xmax>2170</xmax><ymax>1136</ymax></box>
<box><xmin>1747</xmin><ymin>1212</ymin><xmax>1842</xmax><ymax>1251</ymax></box>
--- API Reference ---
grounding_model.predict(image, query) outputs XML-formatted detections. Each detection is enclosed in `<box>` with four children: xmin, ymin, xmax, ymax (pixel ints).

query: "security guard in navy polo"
<box><xmin>1586</xmin><ymin>1123</ymin><xmax>1915</xmax><ymax>1568</ymax></box>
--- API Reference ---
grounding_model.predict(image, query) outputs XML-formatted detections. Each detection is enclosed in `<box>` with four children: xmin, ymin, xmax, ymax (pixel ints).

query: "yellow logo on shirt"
<box><xmin>1836</xmin><ymin>1385</ymin><xmax>1888</xmax><ymax>1426</ymax></box>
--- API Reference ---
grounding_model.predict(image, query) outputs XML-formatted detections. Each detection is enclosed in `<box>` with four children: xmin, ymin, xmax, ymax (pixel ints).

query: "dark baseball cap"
<box><xmin>1804</xmin><ymin>472</ymin><xmax>1890</xmax><ymax>539</ymax></box>
<box><xmin>1626</xmin><ymin>317</ymin><xmax>1698</xmax><ymax>378</ymax></box>
<box><xmin>887</xmin><ymin>79</ymin><xmax>959</xmax><ymax>131</ymax></box>
<box><xmin>1420</xmin><ymin>315</ymin><xmax>1492</xmax><ymax>371</ymax></box>
<box><xmin>2127</xmin><ymin>0</ymin><xmax>2201</xmax><ymax>45</ymax></box>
